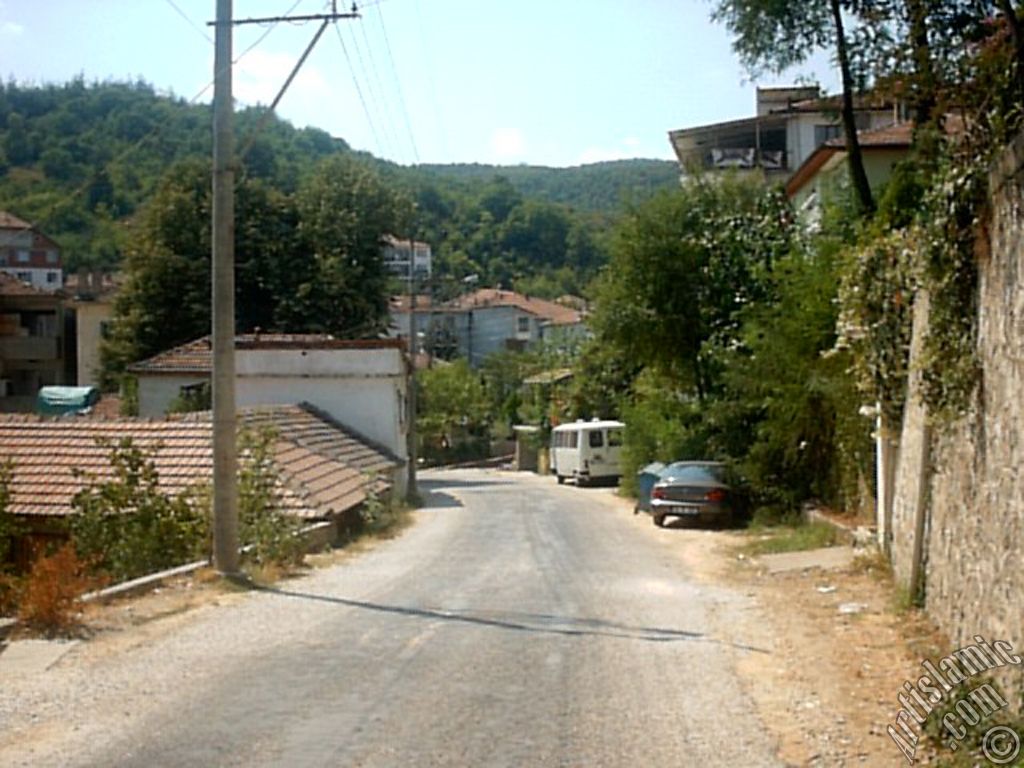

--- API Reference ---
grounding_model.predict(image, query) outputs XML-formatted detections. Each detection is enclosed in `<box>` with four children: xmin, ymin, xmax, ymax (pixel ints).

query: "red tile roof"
<box><xmin>786</xmin><ymin>122</ymin><xmax>915</xmax><ymax>199</ymax></box>
<box><xmin>0</xmin><ymin>404</ymin><xmax>398</xmax><ymax>520</ymax></box>
<box><xmin>127</xmin><ymin>334</ymin><xmax>407</xmax><ymax>375</ymax></box>
<box><xmin>440</xmin><ymin>289</ymin><xmax>582</xmax><ymax>325</ymax></box>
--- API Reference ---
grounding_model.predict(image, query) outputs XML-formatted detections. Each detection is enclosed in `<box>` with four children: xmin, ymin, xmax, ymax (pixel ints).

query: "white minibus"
<box><xmin>550</xmin><ymin>419</ymin><xmax>625</xmax><ymax>486</ymax></box>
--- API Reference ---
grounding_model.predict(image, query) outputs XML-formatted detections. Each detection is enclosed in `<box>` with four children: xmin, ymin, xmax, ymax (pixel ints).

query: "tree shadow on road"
<box><xmin>255</xmin><ymin>586</ymin><xmax>770</xmax><ymax>653</ymax></box>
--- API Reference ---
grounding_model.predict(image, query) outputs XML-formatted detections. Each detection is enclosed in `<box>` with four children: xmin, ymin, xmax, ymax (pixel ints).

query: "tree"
<box><xmin>590</xmin><ymin>176</ymin><xmax>794</xmax><ymax>400</ymax></box>
<box><xmin>417</xmin><ymin>360</ymin><xmax>490</xmax><ymax>457</ymax></box>
<box><xmin>290</xmin><ymin>155</ymin><xmax>410</xmax><ymax>336</ymax></box>
<box><xmin>712</xmin><ymin>0</ymin><xmax>877</xmax><ymax>213</ymax></box>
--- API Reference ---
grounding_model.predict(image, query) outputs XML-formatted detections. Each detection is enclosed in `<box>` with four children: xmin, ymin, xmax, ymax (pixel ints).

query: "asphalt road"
<box><xmin>1</xmin><ymin>469</ymin><xmax>780</xmax><ymax>767</ymax></box>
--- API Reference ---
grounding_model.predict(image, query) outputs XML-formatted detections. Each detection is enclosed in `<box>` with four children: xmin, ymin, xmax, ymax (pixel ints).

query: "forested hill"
<box><xmin>415</xmin><ymin>160</ymin><xmax>680</xmax><ymax>212</ymax></box>
<box><xmin>0</xmin><ymin>79</ymin><xmax>355</xmax><ymax>268</ymax></box>
<box><xmin>0</xmin><ymin>79</ymin><xmax>665</xmax><ymax>291</ymax></box>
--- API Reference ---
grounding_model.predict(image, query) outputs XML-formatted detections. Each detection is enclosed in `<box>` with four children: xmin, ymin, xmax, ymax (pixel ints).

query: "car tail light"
<box><xmin>705</xmin><ymin>488</ymin><xmax>726</xmax><ymax>503</ymax></box>
<box><xmin>652</xmin><ymin>487</ymin><xmax>666</xmax><ymax>500</ymax></box>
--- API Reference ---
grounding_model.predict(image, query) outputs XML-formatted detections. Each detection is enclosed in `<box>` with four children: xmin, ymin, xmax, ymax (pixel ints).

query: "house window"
<box><xmin>45</xmin><ymin>250</ymin><xmax>58</xmax><ymax>264</ymax></box>
<box><xmin>15</xmin><ymin>271</ymin><xmax>31</xmax><ymax>282</ymax></box>
<box><xmin>99</xmin><ymin>320</ymin><xmax>112</xmax><ymax>340</ymax></box>
<box><xmin>814</xmin><ymin>124</ymin><xmax>843</xmax><ymax>146</ymax></box>
<box><xmin>517</xmin><ymin>316</ymin><xmax>530</xmax><ymax>333</ymax></box>
<box><xmin>46</xmin><ymin>271</ymin><xmax>58</xmax><ymax>283</ymax></box>
<box><xmin>15</xmin><ymin>250</ymin><xmax>29</xmax><ymax>263</ymax></box>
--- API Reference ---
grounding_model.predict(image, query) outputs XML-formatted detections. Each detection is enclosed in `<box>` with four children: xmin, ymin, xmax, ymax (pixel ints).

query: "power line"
<box><xmin>354</xmin><ymin>14</ymin><xmax>405</xmax><ymax>160</ymax></box>
<box><xmin>347</xmin><ymin>21</ymin><xmax>401</xmax><ymax>159</ymax></box>
<box><xmin>235</xmin><ymin>0</ymin><xmax>308</xmax><ymax>64</ymax></box>
<box><xmin>373</xmin><ymin>3</ymin><xmax>420</xmax><ymax>164</ymax></box>
<box><xmin>162</xmin><ymin>0</ymin><xmax>215</xmax><ymax>44</ymax></box>
<box><xmin>334</xmin><ymin>22</ymin><xmax>385</xmax><ymax>157</ymax></box>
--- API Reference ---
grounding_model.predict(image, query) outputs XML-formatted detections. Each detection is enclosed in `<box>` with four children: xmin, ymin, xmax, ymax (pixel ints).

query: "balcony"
<box><xmin>0</xmin><ymin>336</ymin><xmax>59</xmax><ymax>360</ymax></box>
<box><xmin>708</xmin><ymin>148</ymin><xmax>787</xmax><ymax>172</ymax></box>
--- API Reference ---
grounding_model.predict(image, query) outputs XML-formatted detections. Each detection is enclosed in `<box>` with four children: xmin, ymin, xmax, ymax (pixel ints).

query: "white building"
<box><xmin>127</xmin><ymin>334</ymin><xmax>410</xmax><ymax>496</ymax></box>
<box><xmin>0</xmin><ymin>211</ymin><xmax>63</xmax><ymax>292</ymax></box>
<box><xmin>389</xmin><ymin>288</ymin><xmax>586</xmax><ymax>368</ymax></box>
<box><xmin>382</xmin><ymin>235</ymin><xmax>432</xmax><ymax>281</ymax></box>
<box><xmin>668</xmin><ymin>86</ymin><xmax>901</xmax><ymax>182</ymax></box>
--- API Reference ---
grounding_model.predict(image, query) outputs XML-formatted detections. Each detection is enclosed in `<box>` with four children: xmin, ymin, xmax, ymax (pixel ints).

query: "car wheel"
<box><xmin>653</xmin><ymin>514</ymin><xmax>666</xmax><ymax>528</ymax></box>
<box><xmin>556</xmin><ymin>474</ymin><xmax>565</xmax><ymax>485</ymax></box>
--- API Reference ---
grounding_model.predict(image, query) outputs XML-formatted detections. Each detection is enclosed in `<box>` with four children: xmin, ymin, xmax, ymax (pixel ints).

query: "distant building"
<box><xmin>64</xmin><ymin>271</ymin><xmax>119</xmax><ymax>387</ymax></box>
<box><xmin>668</xmin><ymin>86</ymin><xmax>901</xmax><ymax>182</ymax></box>
<box><xmin>382</xmin><ymin>235</ymin><xmax>432</xmax><ymax>281</ymax></box>
<box><xmin>0</xmin><ymin>211</ymin><xmax>63</xmax><ymax>292</ymax></box>
<box><xmin>0</xmin><ymin>272</ymin><xmax>67</xmax><ymax>411</ymax></box>
<box><xmin>389</xmin><ymin>288</ymin><xmax>586</xmax><ymax>368</ymax></box>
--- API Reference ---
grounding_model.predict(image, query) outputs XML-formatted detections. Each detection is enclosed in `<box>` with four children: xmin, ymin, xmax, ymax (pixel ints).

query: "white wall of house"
<box><xmin>453</xmin><ymin>306</ymin><xmax>540</xmax><ymax>367</ymax></box>
<box><xmin>138</xmin><ymin>375</ymin><xmax>207</xmax><ymax>416</ymax></box>
<box><xmin>73</xmin><ymin>301</ymin><xmax>113</xmax><ymax>386</ymax></box>
<box><xmin>135</xmin><ymin>347</ymin><xmax>409</xmax><ymax>489</ymax></box>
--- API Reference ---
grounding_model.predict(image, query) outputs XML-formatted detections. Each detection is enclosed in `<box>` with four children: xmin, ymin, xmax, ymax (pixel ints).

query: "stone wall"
<box><xmin>891</xmin><ymin>132</ymin><xmax>1024</xmax><ymax>706</ymax></box>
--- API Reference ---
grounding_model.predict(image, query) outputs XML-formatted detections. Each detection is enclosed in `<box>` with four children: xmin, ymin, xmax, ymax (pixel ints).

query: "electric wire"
<box><xmin>334</xmin><ymin>22</ymin><xmax>386</xmax><ymax>158</ymax></box>
<box><xmin>161</xmin><ymin>0</ymin><xmax>215</xmax><ymax>45</ymax></box>
<box><xmin>373</xmin><ymin>3</ymin><xmax>420</xmax><ymax>164</ymax></box>
<box><xmin>346</xmin><ymin>21</ymin><xmax>401</xmax><ymax>159</ymax></box>
<box><xmin>353</xmin><ymin>13</ymin><xmax>405</xmax><ymax>161</ymax></box>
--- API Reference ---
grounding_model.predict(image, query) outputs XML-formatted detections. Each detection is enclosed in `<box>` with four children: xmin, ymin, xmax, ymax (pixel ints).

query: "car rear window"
<box><xmin>662</xmin><ymin>464</ymin><xmax>725</xmax><ymax>483</ymax></box>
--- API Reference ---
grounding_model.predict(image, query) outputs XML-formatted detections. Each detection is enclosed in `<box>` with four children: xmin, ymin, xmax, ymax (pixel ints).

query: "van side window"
<box><xmin>607</xmin><ymin>429</ymin><xmax>623</xmax><ymax>447</ymax></box>
<box><xmin>569</xmin><ymin>431</ymin><xmax>578</xmax><ymax>449</ymax></box>
<box><xmin>589</xmin><ymin>430</ymin><xmax>604</xmax><ymax>448</ymax></box>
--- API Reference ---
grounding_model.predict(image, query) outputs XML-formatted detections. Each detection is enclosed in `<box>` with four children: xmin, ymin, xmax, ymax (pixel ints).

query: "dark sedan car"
<box><xmin>648</xmin><ymin>461</ymin><xmax>733</xmax><ymax>528</ymax></box>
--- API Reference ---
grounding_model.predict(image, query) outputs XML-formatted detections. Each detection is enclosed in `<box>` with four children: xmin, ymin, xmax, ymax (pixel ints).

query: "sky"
<box><xmin>0</xmin><ymin>0</ymin><xmax>841</xmax><ymax>168</ymax></box>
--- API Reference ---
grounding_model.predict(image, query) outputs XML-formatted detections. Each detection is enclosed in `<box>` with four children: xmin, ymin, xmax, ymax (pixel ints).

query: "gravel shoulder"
<box><xmin>607</xmin><ymin>492</ymin><xmax>949</xmax><ymax>767</ymax></box>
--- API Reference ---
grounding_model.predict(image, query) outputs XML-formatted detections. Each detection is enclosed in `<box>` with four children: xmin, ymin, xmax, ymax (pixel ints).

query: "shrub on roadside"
<box><xmin>17</xmin><ymin>544</ymin><xmax>99</xmax><ymax>636</ymax></box>
<box><xmin>0</xmin><ymin>572</ymin><xmax>22</xmax><ymax>616</ymax></box>
<box><xmin>70</xmin><ymin>438</ymin><xmax>211</xmax><ymax>582</ymax></box>
<box><xmin>238</xmin><ymin>427</ymin><xmax>304</xmax><ymax>569</ymax></box>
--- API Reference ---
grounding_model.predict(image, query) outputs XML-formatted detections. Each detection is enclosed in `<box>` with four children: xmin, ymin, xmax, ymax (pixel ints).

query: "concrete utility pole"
<box><xmin>406</xmin><ymin>238</ymin><xmax>418</xmax><ymax>500</ymax></box>
<box><xmin>207</xmin><ymin>1</ymin><xmax>360</xmax><ymax>576</ymax></box>
<box><xmin>211</xmin><ymin>0</ymin><xmax>239</xmax><ymax>576</ymax></box>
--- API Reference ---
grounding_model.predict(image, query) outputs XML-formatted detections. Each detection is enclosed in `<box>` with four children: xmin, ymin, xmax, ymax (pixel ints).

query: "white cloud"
<box><xmin>233</xmin><ymin>49</ymin><xmax>329</xmax><ymax>108</ymax></box>
<box><xmin>490</xmin><ymin>128</ymin><xmax>526</xmax><ymax>159</ymax></box>
<box><xmin>1</xmin><ymin>20</ymin><xmax>24</xmax><ymax>37</ymax></box>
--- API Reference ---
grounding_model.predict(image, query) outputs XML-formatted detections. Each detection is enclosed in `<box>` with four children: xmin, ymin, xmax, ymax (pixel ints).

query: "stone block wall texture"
<box><xmin>893</xmin><ymin>132</ymin><xmax>1024</xmax><ymax>706</ymax></box>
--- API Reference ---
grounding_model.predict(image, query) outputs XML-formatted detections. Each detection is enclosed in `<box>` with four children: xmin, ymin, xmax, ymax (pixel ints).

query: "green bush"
<box><xmin>238</xmin><ymin>427</ymin><xmax>304</xmax><ymax>568</ymax></box>
<box><xmin>71</xmin><ymin>438</ymin><xmax>210</xmax><ymax>582</ymax></box>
